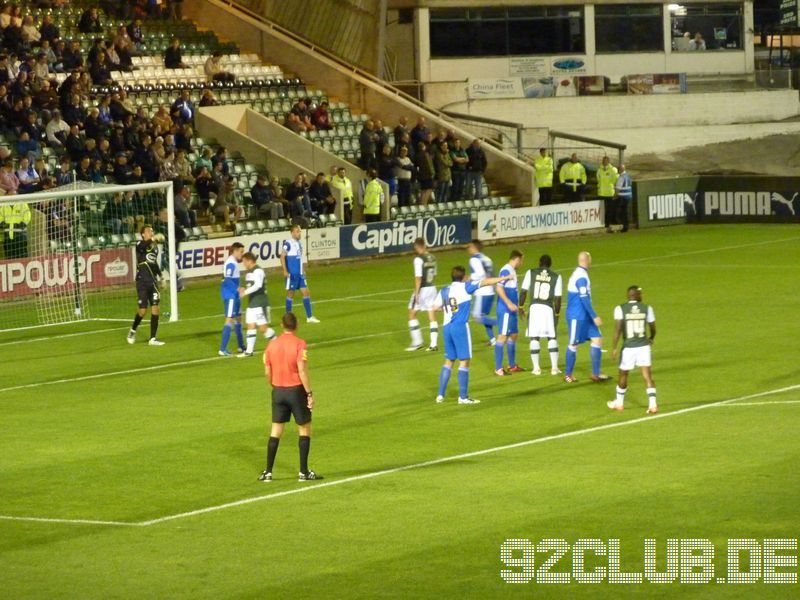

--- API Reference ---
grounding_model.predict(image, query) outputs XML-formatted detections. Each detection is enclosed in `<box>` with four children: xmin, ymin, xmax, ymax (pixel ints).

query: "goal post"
<box><xmin>0</xmin><ymin>180</ymin><xmax>178</xmax><ymax>333</ymax></box>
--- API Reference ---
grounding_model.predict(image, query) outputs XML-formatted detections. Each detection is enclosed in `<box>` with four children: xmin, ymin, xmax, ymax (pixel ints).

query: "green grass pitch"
<box><xmin>1</xmin><ymin>224</ymin><xmax>799</xmax><ymax>598</ymax></box>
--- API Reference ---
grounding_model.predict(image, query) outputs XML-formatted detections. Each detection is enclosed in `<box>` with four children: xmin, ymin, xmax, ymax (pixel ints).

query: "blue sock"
<box><xmin>302</xmin><ymin>297</ymin><xmax>312</xmax><ymax>318</ymax></box>
<box><xmin>565</xmin><ymin>346</ymin><xmax>577</xmax><ymax>376</ymax></box>
<box><xmin>508</xmin><ymin>340</ymin><xmax>516</xmax><ymax>367</ymax></box>
<box><xmin>494</xmin><ymin>342</ymin><xmax>504</xmax><ymax>371</ymax></box>
<box><xmin>285</xmin><ymin>297</ymin><xmax>293</xmax><ymax>314</ymax></box>
<box><xmin>234</xmin><ymin>322</ymin><xmax>244</xmax><ymax>350</ymax></box>
<box><xmin>438</xmin><ymin>365</ymin><xmax>452</xmax><ymax>397</ymax></box>
<box><xmin>220</xmin><ymin>323</ymin><xmax>232</xmax><ymax>352</ymax></box>
<box><xmin>590</xmin><ymin>344</ymin><xmax>602</xmax><ymax>376</ymax></box>
<box><xmin>457</xmin><ymin>367</ymin><xmax>469</xmax><ymax>399</ymax></box>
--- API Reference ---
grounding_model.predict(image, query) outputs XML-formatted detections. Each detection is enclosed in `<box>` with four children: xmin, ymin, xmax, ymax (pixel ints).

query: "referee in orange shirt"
<box><xmin>259</xmin><ymin>312</ymin><xmax>322</xmax><ymax>482</ymax></box>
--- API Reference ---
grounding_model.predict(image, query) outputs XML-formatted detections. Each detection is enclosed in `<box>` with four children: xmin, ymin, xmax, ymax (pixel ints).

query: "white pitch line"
<box><xmin>712</xmin><ymin>400</ymin><xmax>800</xmax><ymax>407</ymax></box>
<box><xmin>3</xmin><ymin>383</ymin><xmax>795</xmax><ymax>528</ymax></box>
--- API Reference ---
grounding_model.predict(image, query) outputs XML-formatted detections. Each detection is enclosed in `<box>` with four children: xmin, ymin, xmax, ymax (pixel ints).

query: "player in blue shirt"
<box><xmin>219</xmin><ymin>242</ymin><xmax>246</xmax><ymax>356</ymax></box>
<box><xmin>281</xmin><ymin>224</ymin><xmax>320</xmax><ymax>323</ymax></box>
<box><xmin>494</xmin><ymin>250</ymin><xmax>524</xmax><ymax>375</ymax></box>
<box><xmin>433</xmin><ymin>265</ymin><xmax>510</xmax><ymax>405</ymax></box>
<box><xmin>564</xmin><ymin>251</ymin><xmax>610</xmax><ymax>382</ymax></box>
<box><xmin>468</xmin><ymin>240</ymin><xmax>497</xmax><ymax>344</ymax></box>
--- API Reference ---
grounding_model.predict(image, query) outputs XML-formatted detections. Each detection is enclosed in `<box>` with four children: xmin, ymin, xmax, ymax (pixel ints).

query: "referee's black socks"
<box><xmin>150</xmin><ymin>314</ymin><xmax>159</xmax><ymax>339</ymax></box>
<box><xmin>299</xmin><ymin>436</ymin><xmax>310</xmax><ymax>474</ymax></box>
<box><xmin>266</xmin><ymin>436</ymin><xmax>280</xmax><ymax>473</ymax></box>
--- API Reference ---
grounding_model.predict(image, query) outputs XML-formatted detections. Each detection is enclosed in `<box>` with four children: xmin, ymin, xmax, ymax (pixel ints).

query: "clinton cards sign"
<box><xmin>339</xmin><ymin>215</ymin><xmax>471</xmax><ymax>258</ymax></box>
<box><xmin>477</xmin><ymin>201</ymin><xmax>604</xmax><ymax>241</ymax></box>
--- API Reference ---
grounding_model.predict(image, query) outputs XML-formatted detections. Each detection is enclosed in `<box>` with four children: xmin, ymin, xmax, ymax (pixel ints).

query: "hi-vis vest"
<box><xmin>0</xmin><ymin>203</ymin><xmax>31</xmax><ymax>238</ymax></box>
<box><xmin>559</xmin><ymin>161</ymin><xmax>587</xmax><ymax>190</ymax></box>
<box><xmin>331</xmin><ymin>175</ymin><xmax>353</xmax><ymax>205</ymax></box>
<box><xmin>363</xmin><ymin>179</ymin><xmax>383</xmax><ymax>215</ymax></box>
<box><xmin>596</xmin><ymin>165</ymin><xmax>619</xmax><ymax>198</ymax></box>
<box><xmin>533</xmin><ymin>155</ymin><xmax>554</xmax><ymax>188</ymax></box>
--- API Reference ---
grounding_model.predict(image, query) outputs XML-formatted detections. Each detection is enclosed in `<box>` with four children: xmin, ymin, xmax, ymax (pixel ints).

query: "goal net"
<box><xmin>0</xmin><ymin>180</ymin><xmax>178</xmax><ymax>333</ymax></box>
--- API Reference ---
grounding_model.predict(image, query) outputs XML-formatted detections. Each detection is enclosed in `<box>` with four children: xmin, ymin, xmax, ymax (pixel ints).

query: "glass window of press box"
<box><xmin>670</xmin><ymin>3</ymin><xmax>743</xmax><ymax>51</ymax></box>
<box><xmin>429</xmin><ymin>6</ymin><xmax>585</xmax><ymax>58</ymax></box>
<box><xmin>595</xmin><ymin>4</ymin><xmax>664</xmax><ymax>52</ymax></box>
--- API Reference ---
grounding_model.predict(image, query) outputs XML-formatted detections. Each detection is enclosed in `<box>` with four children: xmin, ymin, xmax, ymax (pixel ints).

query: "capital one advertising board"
<box><xmin>338</xmin><ymin>216</ymin><xmax>472</xmax><ymax>257</ymax></box>
<box><xmin>0</xmin><ymin>248</ymin><xmax>134</xmax><ymax>297</ymax></box>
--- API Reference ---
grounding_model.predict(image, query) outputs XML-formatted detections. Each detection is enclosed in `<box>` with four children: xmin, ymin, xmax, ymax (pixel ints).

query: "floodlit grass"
<box><xmin>1</xmin><ymin>224</ymin><xmax>799</xmax><ymax>598</ymax></box>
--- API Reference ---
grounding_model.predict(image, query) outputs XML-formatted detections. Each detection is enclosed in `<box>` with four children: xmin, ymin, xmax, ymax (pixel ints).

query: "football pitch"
<box><xmin>1</xmin><ymin>224</ymin><xmax>799</xmax><ymax>598</ymax></box>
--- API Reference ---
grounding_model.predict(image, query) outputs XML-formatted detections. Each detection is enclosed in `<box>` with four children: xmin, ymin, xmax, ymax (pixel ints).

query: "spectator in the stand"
<box><xmin>596</xmin><ymin>156</ymin><xmax>619</xmax><ymax>231</ymax></box>
<box><xmin>377</xmin><ymin>144</ymin><xmax>399</xmax><ymax>201</ymax></box>
<box><xmin>45</xmin><ymin>109</ymin><xmax>69</xmax><ymax>146</ymax></box>
<box><xmin>32</xmin><ymin>53</ymin><xmax>49</xmax><ymax>83</ymax></box>
<box><xmin>78</xmin><ymin>7</ymin><xmax>103</xmax><ymax>34</ymax></box>
<box><xmin>16</xmin><ymin>130</ymin><xmax>40</xmax><ymax>160</ymax></box>
<box><xmin>290</xmin><ymin>98</ymin><xmax>314</xmax><ymax>131</ymax></box>
<box><xmin>393</xmin><ymin>116</ymin><xmax>408</xmax><ymax>149</ymax></box>
<box><xmin>174</xmin><ymin>149</ymin><xmax>193</xmax><ymax>186</ymax></box>
<box><xmin>126</xmin><ymin>18</ymin><xmax>144</xmax><ymax>52</ymax></box>
<box><xmin>170</xmin><ymin>89</ymin><xmax>194</xmax><ymax>124</ymax></box>
<box><xmin>394</xmin><ymin>145</ymin><xmax>413</xmax><ymax>208</ymax></box>
<box><xmin>103</xmin><ymin>40</ymin><xmax>124</xmax><ymax>71</ymax></box>
<box><xmin>373</xmin><ymin>119</ymin><xmax>388</xmax><ymax>157</ymax></box>
<box><xmin>65</xmin><ymin>124</ymin><xmax>83</xmax><ymax>160</ymax></box>
<box><xmin>284</xmin><ymin>111</ymin><xmax>306</xmax><ymax>133</ymax></box>
<box><xmin>174</xmin><ymin>184</ymin><xmax>197</xmax><ymax>228</ymax></box>
<box><xmin>193</xmin><ymin>164</ymin><xmax>215</xmax><ymax>212</ymax></box>
<box><xmin>40</xmin><ymin>40</ymin><xmax>60</xmax><ymax>72</ymax></box>
<box><xmin>84</xmin><ymin>106</ymin><xmax>104</xmax><ymax>141</ymax></box>
<box><xmin>62</xmin><ymin>41</ymin><xmax>84</xmax><ymax>71</ymax></box>
<box><xmin>211</xmin><ymin>146</ymin><xmax>229</xmax><ymax>176</ymax></box>
<box><xmin>363</xmin><ymin>168</ymin><xmax>384</xmax><ymax>223</ymax></box>
<box><xmin>159</xmin><ymin>150</ymin><xmax>178</xmax><ymax>182</ymax></box>
<box><xmin>169</xmin><ymin>0</ymin><xmax>184</xmax><ymax>21</ymax></box>
<box><xmin>16</xmin><ymin>156</ymin><xmax>39</xmax><ymax>192</ymax></box>
<box><xmin>151</xmin><ymin>105</ymin><xmax>173</xmax><ymax>136</ymax></box>
<box><xmin>75</xmin><ymin>156</ymin><xmax>92</xmax><ymax>181</ymax></box>
<box><xmin>148</xmin><ymin>0</ymin><xmax>165</xmax><ymax>20</ymax></box>
<box><xmin>533</xmin><ymin>147</ymin><xmax>554</xmax><ymax>205</ymax></box>
<box><xmin>39</xmin><ymin>15</ymin><xmax>60</xmax><ymax>44</ymax></box>
<box><xmin>689</xmin><ymin>32</ymin><xmax>706</xmax><ymax>51</ymax></box>
<box><xmin>330</xmin><ymin>166</ymin><xmax>353</xmax><ymax>224</ymax></box>
<box><xmin>110</xmin><ymin>89</ymin><xmax>135</xmax><ymax>120</ymax></box>
<box><xmin>164</xmin><ymin>38</ymin><xmax>187</xmax><ymax>69</ymax></box>
<box><xmin>414</xmin><ymin>141</ymin><xmax>434</xmax><ymax>206</ymax></box>
<box><xmin>431</xmin><ymin>129</ymin><xmax>448</xmax><ymax>154</ymax></box>
<box><xmin>395</xmin><ymin>130</ymin><xmax>412</xmax><ymax>159</ymax></box>
<box><xmin>103</xmin><ymin>192</ymin><xmax>134</xmax><ymax>234</ymax></box>
<box><xmin>34</xmin><ymin>78</ymin><xmax>58</xmax><ymax>112</ymax></box>
<box><xmin>559</xmin><ymin>152</ymin><xmax>587</xmax><ymax>203</ymax></box>
<box><xmin>90</xmin><ymin>51</ymin><xmax>114</xmax><ymax>85</ymax></box>
<box><xmin>358</xmin><ymin>119</ymin><xmax>378</xmax><ymax>171</ymax></box>
<box><xmin>251</xmin><ymin>173</ymin><xmax>278</xmax><ymax>218</ymax></box>
<box><xmin>285</xmin><ymin>172</ymin><xmax>313</xmax><ymax>219</ymax></box>
<box><xmin>449</xmin><ymin>138</ymin><xmax>468</xmax><ymax>201</ymax></box>
<box><xmin>410</xmin><ymin>116</ymin><xmax>429</xmax><ymax>150</ymax></box>
<box><xmin>113</xmin><ymin>152</ymin><xmax>133</xmax><ymax>183</ymax></box>
<box><xmin>0</xmin><ymin>159</ymin><xmax>20</xmax><ymax>194</ymax></box>
<box><xmin>614</xmin><ymin>163</ymin><xmax>632</xmax><ymax>233</ymax></box>
<box><xmin>75</xmin><ymin>71</ymin><xmax>93</xmax><ymax>99</ymax></box>
<box><xmin>21</xmin><ymin>16</ymin><xmax>41</xmax><ymax>46</ymax></box>
<box><xmin>311</xmin><ymin>100</ymin><xmax>331</xmax><ymax>130</ymax></box>
<box><xmin>465</xmin><ymin>138</ymin><xmax>487</xmax><ymax>200</ymax></box>
<box><xmin>433</xmin><ymin>141</ymin><xmax>452</xmax><ymax>203</ymax></box>
<box><xmin>204</xmin><ymin>50</ymin><xmax>234</xmax><ymax>82</ymax></box>
<box><xmin>198</xmin><ymin>88</ymin><xmax>217</xmax><ymax>107</ymax></box>
<box><xmin>308</xmin><ymin>171</ymin><xmax>336</xmax><ymax>215</ymax></box>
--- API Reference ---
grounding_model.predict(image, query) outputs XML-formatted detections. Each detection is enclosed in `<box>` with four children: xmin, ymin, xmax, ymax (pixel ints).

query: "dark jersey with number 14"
<box><xmin>136</xmin><ymin>240</ymin><xmax>161</xmax><ymax>285</ymax></box>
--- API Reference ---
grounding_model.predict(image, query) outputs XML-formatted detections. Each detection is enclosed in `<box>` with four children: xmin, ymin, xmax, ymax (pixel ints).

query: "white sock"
<box><xmin>264</xmin><ymin>327</ymin><xmax>276</xmax><ymax>340</ymax></box>
<box><xmin>529</xmin><ymin>339</ymin><xmax>540</xmax><ymax>370</ymax></box>
<box><xmin>616</xmin><ymin>385</ymin><xmax>626</xmax><ymax>406</ymax></box>
<box><xmin>429</xmin><ymin>322</ymin><xmax>439</xmax><ymax>347</ymax></box>
<box><xmin>548</xmin><ymin>338</ymin><xmax>559</xmax><ymax>368</ymax></box>
<box><xmin>647</xmin><ymin>387</ymin><xmax>657</xmax><ymax>407</ymax></box>
<box><xmin>246</xmin><ymin>330</ymin><xmax>257</xmax><ymax>353</ymax></box>
<box><xmin>409</xmin><ymin>319</ymin><xmax>423</xmax><ymax>346</ymax></box>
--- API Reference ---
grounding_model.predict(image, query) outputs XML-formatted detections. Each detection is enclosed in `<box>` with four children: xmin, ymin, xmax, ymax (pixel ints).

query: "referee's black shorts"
<box><xmin>272</xmin><ymin>385</ymin><xmax>311</xmax><ymax>425</ymax></box>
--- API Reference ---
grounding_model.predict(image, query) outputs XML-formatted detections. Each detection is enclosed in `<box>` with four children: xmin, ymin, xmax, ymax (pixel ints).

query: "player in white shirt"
<box><xmin>237</xmin><ymin>252</ymin><xmax>277</xmax><ymax>357</ymax></box>
<box><xmin>519</xmin><ymin>254</ymin><xmax>563</xmax><ymax>375</ymax></box>
<box><xmin>467</xmin><ymin>240</ymin><xmax>497</xmax><ymax>345</ymax></box>
<box><xmin>406</xmin><ymin>237</ymin><xmax>439</xmax><ymax>352</ymax></box>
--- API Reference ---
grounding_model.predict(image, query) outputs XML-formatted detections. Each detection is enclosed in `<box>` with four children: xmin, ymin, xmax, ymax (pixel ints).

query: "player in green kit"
<box><xmin>238</xmin><ymin>252</ymin><xmax>277</xmax><ymax>357</ymax></box>
<box><xmin>608</xmin><ymin>285</ymin><xmax>658</xmax><ymax>414</ymax></box>
<box><xmin>519</xmin><ymin>254</ymin><xmax>563</xmax><ymax>375</ymax></box>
